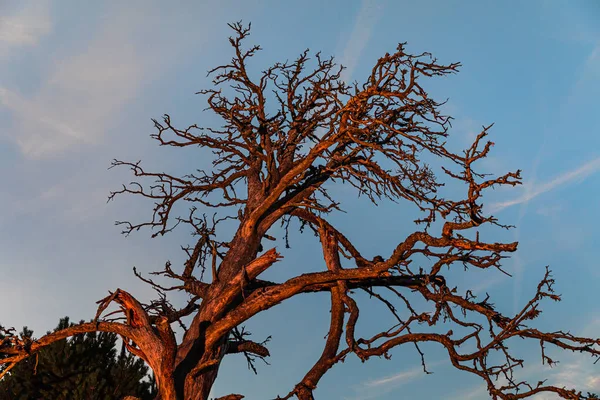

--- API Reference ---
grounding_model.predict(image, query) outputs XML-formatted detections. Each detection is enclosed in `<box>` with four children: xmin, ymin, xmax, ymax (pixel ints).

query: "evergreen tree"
<box><xmin>0</xmin><ymin>317</ymin><xmax>156</xmax><ymax>400</ymax></box>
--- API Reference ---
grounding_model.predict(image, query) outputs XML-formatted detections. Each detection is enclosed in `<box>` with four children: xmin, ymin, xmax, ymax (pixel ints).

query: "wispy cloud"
<box><xmin>533</xmin><ymin>358</ymin><xmax>600</xmax><ymax>399</ymax></box>
<box><xmin>339</xmin><ymin>0</ymin><xmax>384</xmax><ymax>82</ymax></box>
<box><xmin>586</xmin><ymin>44</ymin><xmax>600</xmax><ymax>72</ymax></box>
<box><xmin>536</xmin><ymin>203</ymin><xmax>563</xmax><ymax>218</ymax></box>
<box><xmin>488</xmin><ymin>157</ymin><xmax>600</xmax><ymax>214</ymax></box>
<box><xmin>564</xmin><ymin>41</ymin><xmax>600</xmax><ymax>112</ymax></box>
<box><xmin>450</xmin><ymin>326</ymin><xmax>600</xmax><ymax>400</ymax></box>
<box><xmin>452</xmin><ymin>117</ymin><xmax>481</xmax><ymax>146</ymax></box>
<box><xmin>469</xmin><ymin>273</ymin><xmax>507</xmax><ymax>295</ymax></box>
<box><xmin>0</xmin><ymin>1</ymin><xmax>51</xmax><ymax>50</ymax></box>
<box><xmin>346</xmin><ymin>360</ymin><xmax>444</xmax><ymax>400</ymax></box>
<box><xmin>363</xmin><ymin>365</ymin><xmax>426</xmax><ymax>388</ymax></box>
<box><xmin>452</xmin><ymin>384</ymin><xmax>488</xmax><ymax>400</ymax></box>
<box><xmin>0</xmin><ymin>8</ymin><xmax>144</xmax><ymax>158</ymax></box>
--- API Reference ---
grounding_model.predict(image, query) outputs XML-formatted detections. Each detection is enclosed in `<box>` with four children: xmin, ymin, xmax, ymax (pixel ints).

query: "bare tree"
<box><xmin>1</xmin><ymin>22</ymin><xmax>599</xmax><ymax>400</ymax></box>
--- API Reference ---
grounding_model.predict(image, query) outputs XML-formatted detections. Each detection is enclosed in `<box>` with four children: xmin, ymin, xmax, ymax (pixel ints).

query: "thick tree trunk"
<box><xmin>184</xmin><ymin>367</ymin><xmax>220</xmax><ymax>400</ymax></box>
<box><xmin>172</xmin><ymin>294</ymin><xmax>236</xmax><ymax>400</ymax></box>
<box><xmin>172</xmin><ymin>332</ymin><xmax>228</xmax><ymax>400</ymax></box>
<box><xmin>171</xmin><ymin>227</ymin><xmax>262</xmax><ymax>400</ymax></box>
<box><xmin>155</xmin><ymin>370</ymin><xmax>219</xmax><ymax>400</ymax></box>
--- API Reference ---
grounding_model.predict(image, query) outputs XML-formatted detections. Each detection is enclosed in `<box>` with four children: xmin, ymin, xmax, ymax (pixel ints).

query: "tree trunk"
<box><xmin>184</xmin><ymin>367</ymin><xmax>220</xmax><ymax>400</ymax></box>
<box><xmin>172</xmin><ymin>310</ymin><xmax>232</xmax><ymax>400</ymax></box>
<box><xmin>174</xmin><ymin>335</ymin><xmax>228</xmax><ymax>400</ymax></box>
<box><xmin>172</xmin><ymin>229</ymin><xmax>262</xmax><ymax>400</ymax></box>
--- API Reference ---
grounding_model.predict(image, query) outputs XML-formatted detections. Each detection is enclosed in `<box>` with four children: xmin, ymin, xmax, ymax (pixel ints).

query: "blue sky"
<box><xmin>1</xmin><ymin>1</ymin><xmax>599</xmax><ymax>399</ymax></box>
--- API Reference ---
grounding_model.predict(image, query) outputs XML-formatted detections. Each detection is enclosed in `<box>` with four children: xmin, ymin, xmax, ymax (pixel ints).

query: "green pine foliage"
<box><xmin>0</xmin><ymin>317</ymin><xmax>156</xmax><ymax>400</ymax></box>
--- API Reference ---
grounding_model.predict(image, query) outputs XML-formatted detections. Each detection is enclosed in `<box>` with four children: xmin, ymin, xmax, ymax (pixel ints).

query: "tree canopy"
<box><xmin>1</xmin><ymin>22</ymin><xmax>599</xmax><ymax>400</ymax></box>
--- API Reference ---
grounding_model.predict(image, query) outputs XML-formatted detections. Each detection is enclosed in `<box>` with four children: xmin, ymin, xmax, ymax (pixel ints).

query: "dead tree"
<box><xmin>2</xmin><ymin>22</ymin><xmax>599</xmax><ymax>400</ymax></box>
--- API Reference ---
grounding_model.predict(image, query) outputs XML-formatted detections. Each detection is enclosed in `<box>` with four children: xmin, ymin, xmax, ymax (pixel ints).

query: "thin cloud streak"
<box><xmin>450</xmin><ymin>319</ymin><xmax>600</xmax><ymax>400</ymax></box>
<box><xmin>0</xmin><ymin>1</ymin><xmax>51</xmax><ymax>49</ymax></box>
<box><xmin>0</xmin><ymin>9</ymin><xmax>144</xmax><ymax>158</ymax></box>
<box><xmin>346</xmin><ymin>360</ymin><xmax>445</xmax><ymax>400</ymax></box>
<box><xmin>488</xmin><ymin>157</ymin><xmax>600</xmax><ymax>213</ymax></box>
<box><xmin>1</xmin><ymin>2</ymin><xmax>226</xmax><ymax>159</ymax></box>
<box><xmin>364</xmin><ymin>365</ymin><xmax>424</xmax><ymax>387</ymax></box>
<box><xmin>339</xmin><ymin>0</ymin><xmax>383</xmax><ymax>82</ymax></box>
<box><xmin>565</xmin><ymin>41</ymin><xmax>600</xmax><ymax>110</ymax></box>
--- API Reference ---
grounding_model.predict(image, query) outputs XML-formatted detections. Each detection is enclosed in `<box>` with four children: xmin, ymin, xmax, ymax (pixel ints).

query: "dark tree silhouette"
<box><xmin>1</xmin><ymin>22</ymin><xmax>599</xmax><ymax>400</ymax></box>
<box><xmin>0</xmin><ymin>317</ymin><xmax>155</xmax><ymax>400</ymax></box>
